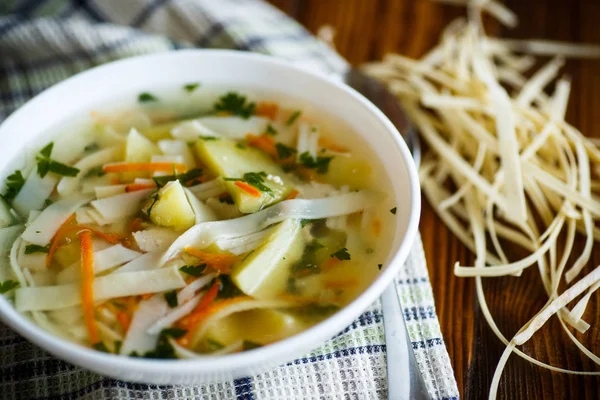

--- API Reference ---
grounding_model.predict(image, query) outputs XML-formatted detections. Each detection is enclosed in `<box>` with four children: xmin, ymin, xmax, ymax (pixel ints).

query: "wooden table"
<box><xmin>267</xmin><ymin>1</ymin><xmax>600</xmax><ymax>398</ymax></box>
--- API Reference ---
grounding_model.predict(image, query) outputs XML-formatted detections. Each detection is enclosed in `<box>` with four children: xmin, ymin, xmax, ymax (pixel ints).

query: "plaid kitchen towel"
<box><xmin>0</xmin><ymin>1</ymin><xmax>459</xmax><ymax>399</ymax></box>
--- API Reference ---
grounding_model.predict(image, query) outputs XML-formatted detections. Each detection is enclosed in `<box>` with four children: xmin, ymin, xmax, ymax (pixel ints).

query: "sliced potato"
<box><xmin>321</xmin><ymin>155</ymin><xmax>371</xmax><ymax>189</ymax></box>
<box><xmin>194</xmin><ymin>138</ymin><xmax>294</xmax><ymax>213</ymax></box>
<box><xmin>145</xmin><ymin>180</ymin><xmax>195</xmax><ymax>231</ymax></box>
<box><xmin>231</xmin><ymin>219</ymin><xmax>304</xmax><ymax>299</ymax></box>
<box><xmin>125</xmin><ymin>128</ymin><xmax>160</xmax><ymax>163</ymax></box>
<box><xmin>139</xmin><ymin>121</ymin><xmax>180</xmax><ymax>141</ymax></box>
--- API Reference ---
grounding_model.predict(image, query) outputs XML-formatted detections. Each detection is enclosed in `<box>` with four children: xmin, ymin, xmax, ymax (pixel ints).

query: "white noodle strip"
<box><xmin>472</xmin><ymin>49</ymin><xmax>527</xmax><ymax>223</ymax></box>
<box><xmin>514</xmin><ymin>264</ymin><xmax>600</xmax><ymax>345</ymax></box>
<box><xmin>568</xmin><ymin>280</ymin><xmax>600</xmax><ymax>324</ymax></box>
<box><xmin>296</xmin><ymin>122</ymin><xmax>310</xmax><ymax>160</ymax></box>
<box><xmin>421</xmin><ymin>94</ymin><xmax>489</xmax><ymax>112</ymax></box>
<box><xmin>178</xmin><ymin>274</ymin><xmax>216</xmax><ymax>303</ymax></box>
<box><xmin>170</xmin><ymin>339</ymin><xmax>244</xmax><ymax>358</ymax></box>
<box><xmin>12</xmin><ymin>171</ymin><xmax>58</xmax><ymax>217</ymax></box>
<box><xmin>21</xmin><ymin>194</ymin><xmax>92</xmax><ymax>246</ymax></box>
<box><xmin>57</xmin><ymin>146</ymin><xmax>121</xmax><ymax>196</ymax></box>
<box><xmin>439</xmin><ymin>144</ymin><xmax>486</xmax><ymax>210</ymax></box>
<box><xmin>15</xmin><ymin>267</ymin><xmax>185</xmax><ymax>311</ymax></box>
<box><xmin>151</xmin><ymin>154</ymin><xmax>184</xmax><ymax>164</ymax></box>
<box><xmin>307</xmin><ymin>127</ymin><xmax>320</xmax><ymax>159</ymax></box>
<box><xmin>133</xmin><ymin>228</ymin><xmax>179</xmax><ymax>252</ymax></box>
<box><xmin>112</xmin><ymin>251</ymin><xmax>164</xmax><ymax>274</ymax></box>
<box><xmin>171</xmin><ymin>120</ymin><xmax>218</xmax><ymax>141</ymax></box>
<box><xmin>120</xmin><ymin>295</ymin><xmax>167</xmax><ymax>355</ymax></box>
<box><xmin>90</xmin><ymin>189</ymin><xmax>152</xmax><ymax>220</ymax></box>
<box><xmin>146</xmin><ymin>293</ymin><xmax>202</xmax><ymax>336</ymax></box>
<box><xmin>488</xmin><ymin>38</ymin><xmax>600</xmax><ymax>59</ymax></box>
<box><xmin>516</xmin><ymin>57</ymin><xmax>564</xmax><ymax>107</ymax></box>
<box><xmin>56</xmin><ymin>244</ymin><xmax>142</xmax><ymax>284</ymax></box>
<box><xmin>215</xmin><ymin>227</ymin><xmax>275</xmax><ymax>251</ymax></box>
<box><xmin>97</xmin><ymin>320</ymin><xmax>123</xmax><ymax>343</ymax></box>
<box><xmin>94</xmin><ymin>185</ymin><xmax>126</xmax><ymax>199</ymax></box>
<box><xmin>552</xmin><ymin>78</ymin><xmax>571</xmax><ymax>120</ymax></box>
<box><xmin>162</xmin><ymin>191</ymin><xmax>379</xmax><ymax>263</ymax></box>
<box><xmin>188</xmin><ymin>179</ymin><xmax>226</xmax><ymax>200</ymax></box>
<box><xmin>75</xmin><ymin>207</ymin><xmax>95</xmax><ymax>224</ymax></box>
<box><xmin>10</xmin><ymin>238</ymin><xmax>28</xmax><ymax>287</ymax></box>
<box><xmin>158</xmin><ymin>140</ymin><xmax>195</xmax><ymax>169</ymax></box>
<box><xmin>187</xmin><ymin>116</ymin><xmax>269</xmax><ymax>139</ymax></box>
<box><xmin>133</xmin><ymin>178</ymin><xmax>155</xmax><ymax>185</ymax></box>
<box><xmin>183</xmin><ymin>188</ymin><xmax>217</xmax><ymax>224</ymax></box>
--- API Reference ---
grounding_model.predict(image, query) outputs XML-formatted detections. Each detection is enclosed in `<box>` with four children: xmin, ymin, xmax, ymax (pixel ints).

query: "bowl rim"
<box><xmin>0</xmin><ymin>49</ymin><xmax>421</xmax><ymax>375</ymax></box>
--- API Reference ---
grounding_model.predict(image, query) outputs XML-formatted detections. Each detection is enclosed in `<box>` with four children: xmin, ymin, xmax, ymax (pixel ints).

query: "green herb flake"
<box><xmin>300</xmin><ymin>219</ymin><xmax>312</xmax><ymax>228</ymax></box>
<box><xmin>84</xmin><ymin>143</ymin><xmax>100</xmax><ymax>153</ymax></box>
<box><xmin>2</xmin><ymin>170</ymin><xmax>25</xmax><ymax>202</ymax></box>
<box><xmin>24</xmin><ymin>244</ymin><xmax>49</xmax><ymax>254</ymax></box>
<box><xmin>145</xmin><ymin>193</ymin><xmax>159</xmax><ymax>218</ymax></box>
<box><xmin>0</xmin><ymin>280</ymin><xmax>20</xmax><ymax>294</ymax></box>
<box><xmin>330</xmin><ymin>248</ymin><xmax>351</xmax><ymax>261</ymax></box>
<box><xmin>44</xmin><ymin>199</ymin><xmax>53</xmax><ymax>207</ymax></box>
<box><xmin>164</xmin><ymin>290</ymin><xmax>178</xmax><ymax>308</ymax></box>
<box><xmin>298</xmin><ymin>152</ymin><xmax>333</xmax><ymax>174</ymax></box>
<box><xmin>152</xmin><ymin>168</ymin><xmax>203</xmax><ymax>188</ymax></box>
<box><xmin>241</xmin><ymin>250</ymin><xmax>254</xmax><ymax>262</ymax></box>
<box><xmin>162</xmin><ymin>327</ymin><xmax>187</xmax><ymax>339</ymax></box>
<box><xmin>378</xmin><ymin>264</ymin><xmax>383</xmax><ymax>270</ymax></box>
<box><xmin>275</xmin><ymin>143</ymin><xmax>297</xmax><ymax>160</ymax></box>
<box><xmin>286</xmin><ymin>110</ymin><xmax>302</xmax><ymax>126</ymax></box>
<box><xmin>114</xmin><ymin>340</ymin><xmax>122</xmax><ymax>354</ymax></box>
<box><xmin>138</xmin><ymin>92</ymin><xmax>158</xmax><ymax>103</ymax></box>
<box><xmin>206</xmin><ymin>338</ymin><xmax>225</xmax><ymax>351</ymax></box>
<box><xmin>84</xmin><ymin>166</ymin><xmax>106</xmax><ymax>178</ymax></box>
<box><xmin>180</xmin><ymin>264</ymin><xmax>206</xmax><ymax>277</ymax></box>
<box><xmin>265</xmin><ymin>124</ymin><xmax>278</xmax><ymax>136</ymax></box>
<box><xmin>390</xmin><ymin>207</ymin><xmax>397</xmax><ymax>215</ymax></box>
<box><xmin>214</xmin><ymin>92</ymin><xmax>255</xmax><ymax>119</ymax></box>
<box><xmin>92</xmin><ymin>342</ymin><xmax>110</xmax><ymax>353</ymax></box>
<box><xmin>217</xmin><ymin>276</ymin><xmax>244</xmax><ymax>299</ymax></box>
<box><xmin>243</xmin><ymin>340</ymin><xmax>262</xmax><ymax>351</ymax></box>
<box><xmin>224</xmin><ymin>171</ymin><xmax>273</xmax><ymax>196</ymax></box>
<box><xmin>183</xmin><ymin>83</ymin><xmax>200</xmax><ymax>93</ymax></box>
<box><xmin>235</xmin><ymin>143</ymin><xmax>246</xmax><ymax>150</ymax></box>
<box><xmin>36</xmin><ymin>142</ymin><xmax>80</xmax><ymax>178</ymax></box>
<box><xmin>142</xmin><ymin>331</ymin><xmax>177</xmax><ymax>359</ymax></box>
<box><xmin>199</xmin><ymin>135</ymin><xmax>219</xmax><ymax>141</ymax></box>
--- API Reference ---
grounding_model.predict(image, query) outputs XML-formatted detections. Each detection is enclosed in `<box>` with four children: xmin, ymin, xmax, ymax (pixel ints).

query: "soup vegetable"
<box><xmin>0</xmin><ymin>87</ymin><xmax>394</xmax><ymax>358</ymax></box>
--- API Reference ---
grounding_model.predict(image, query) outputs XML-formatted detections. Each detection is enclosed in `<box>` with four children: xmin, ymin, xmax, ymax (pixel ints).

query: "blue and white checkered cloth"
<box><xmin>0</xmin><ymin>1</ymin><xmax>459</xmax><ymax>399</ymax></box>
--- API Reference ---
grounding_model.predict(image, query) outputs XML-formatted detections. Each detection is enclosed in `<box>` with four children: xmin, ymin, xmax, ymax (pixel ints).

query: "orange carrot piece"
<box><xmin>178</xmin><ymin>280</ymin><xmax>221</xmax><ymax>329</ymax></box>
<box><xmin>129</xmin><ymin>217</ymin><xmax>144</xmax><ymax>233</ymax></box>
<box><xmin>46</xmin><ymin>214</ymin><xmax>76</xmax><ymax>268</ymax></box>
<box><xmin>78</xmin><ymin>230</ymin><xmax>99</xmax><ymax>345</ymax></box>
<box><xmin>140</xmin><ymin>293</ymin><xmax>153</xmax><ymax>300</ymax></box>
<box><xmin>234</xmin><ymin>181</ymin><xmax>261</xmax><ymax>198</ymax></box>
<box><xmin>285</xmin><ymin>190</ymin><xmax>299</xmax><ymax>200</ymax></box>
<box><xmin>372</xmin><ymin>218</ymin><xmax>382</xmax><ymax>237</ymax></box>
<box><xmin>110</xmin><ymin>178</ymin><xmax>121</xmax><ymax>185</ymax></box>
<box><xmin>116</xmin><ymin>311</ymin><xmax>131</xmax><ymax>332</ymax></box>
<box><xmin>103</xmin><ymin>162</ymin><xmax>187</xmax><ymax>174</ymax></box>
<box><xmin>323</xmin><ymin>257</ymin><xmax>341</xmax><ymax>271</ymax></box>
<box><xmin>246</xmin><ymin>134</ymin><xmax>278</xmax><ymax>158</ymax></box>
<box><xmin>255</xmin><ymin>102</ymin><xmax>279</xmax><ymax>120</ymax></box>
<box><xmin>125</xmin><ymin>182</ymin><xmax>157</xmax><ymax>192</ymax></box>
<box><xmin>184</xmin><ymin>247</ymin><xmax>239</xmax><ymax>273</ymax></box>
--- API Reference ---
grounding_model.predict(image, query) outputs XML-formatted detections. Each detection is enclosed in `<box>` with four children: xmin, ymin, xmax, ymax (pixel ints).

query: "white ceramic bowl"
<box><xmin>0</xmin><ymin>50</ymin><xmax>420</xmax><ymax>384</ymax></box>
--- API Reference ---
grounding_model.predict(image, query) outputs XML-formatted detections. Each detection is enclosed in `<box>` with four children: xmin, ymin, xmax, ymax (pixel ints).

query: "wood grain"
<box><xmin>267</xmin><ymin>0</ymin><xmax>600</xmax><ymax>398</ymax></box>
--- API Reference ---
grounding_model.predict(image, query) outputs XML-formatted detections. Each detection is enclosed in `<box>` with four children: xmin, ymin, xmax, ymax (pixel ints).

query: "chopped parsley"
<box><xmin>217</xmin><ymin>276</ymin><xmax>244</xmax><ymax>299</ymax></box>
<box><xmin>206</xmin><ymin>338</ymin><xmax>225</xmax><ymax>351</ymax></box>
<box><xmin>141</xmin><ymin>330</ymin><xmax>177</xmax><ymax>359</ymax></box>
<box><xmin>84</xmin><ymin>166</ymin><xmax>106</xmax><ymax>178</ymax></box>
<box><xmin>180</xmin><ymin>264</ymin><xmax>206</xmax><ymax>277</ymax></box>
<box><xmin>114</xmin><ymin>340</ymin><xmax>122</xmax><ymax>354</ymax></box>
<box><xmin>138</xmin><ymin>92</ymin><xmax>158</xmax><ymax>102</ymax></box>
<box><xmin>218</xmin><ymin>194</ymin><xmax>235</xmax><ymax>205</ymax></box>
<box><xmin>275</xmin><ymin>143</ymin><xmax>297</xmax><ymax>160</ymax></box>
<box><xmin>265</xmin><ymin>123</ymin><xmax>278</xmax><ymax>136</ymax></box>
<box><xmin>92</xmin><ymin>342</ymin><xmax>109</xmax><ymax>353</ymax></box>
<box><xmin>164</xmin><ymin>290</ymin><xmax>178</xmax><ymax>308</ymax></box>
<box><xmin>224</xmin><ymin>171</ymin><xmax>273</xmax><ymax>196</ymax></box>
<box><xmin>235</xmin><ymin>143</ymin><xmax>247</xmax><ymax>150</ymax></box>
<box><xmin>24</xmin><ymin>244</ymin><xmax>49</xmax><ymax>254</ymax></box>
<box><xmin>199</xmin><ymin>135</ymin><xmax>219</xmax><ymax>141</ymax></box>
<box><xmin>83</xmin><ymin>143</ymin><xmax>100</xmax><ymax>153</ymax></box>
<box><xmin>0</xmin><ymin>280</ymin><xmax>20</xmax><ymax>294</ymax></box>
<box><xmin>152</xmin><ymin>168</ymin><xmax>203</xmax><ymax>188</ymax></box>
<box><xmin>214</xmin><ymin>92</ymin><xmax>255</xmax><ymax>119</ymax></box>
<box><xmin>378</xmin><ymin>264</ymin><xmax>383</xmax><ymax>270</ymax></box>
<box><xmin>286</xmin><ymin>110</ymin><xmax>302</xmax><ymax>126</ymax></box>
<box><xmin>390</xmin><ymin>207</ymin><xmax>397</xmax><ymax>215</ymax></box>
<box><xmin>161</xmin><ymin>327</ymin><xmax>187</xmax><ymax>339</ymax></box>
<box><xmin>2</xmin><ymin>170</ymin><xmax>25</xmax><ymax>202</ymax></box>
<box><xmin>183</xmin><ymin>83</ymin><xmax>200</xmax><ymax>93</ymax></box>
<box><xmin>298</xmin><ymin>303</ymin><xmax>340</xmax><ymax>318</ymax></box>
<box><xmin>243</xmin><ymin>341</ymin><xmax>262</xmax><ymax>351</ymax></box>
<box><xmin>300</xmin><ymin>219</ymin><xmax>312</xmax><ymax>228</ymax></box>
<box><xmin>330</xmin><ymin>248</ymin><xmax>351</xmax><ymax>261</ymax></box>
<box><xmin>44</xmin><ymin>198</ymin><xmax>53</xmax><ymax>207</ymax></box>
<box><xmin>298</xmin><ymin>152</ymin><xmax>333</xmax><ymax>174</ymax></box>
<box><xmin>292</xmin><ymin>240</ymin><xmax>324</xmax><ymax>275</ymax></box>
<box><xmin>145</xmin><ymin>193</ymin><xmax>160</xmax><ymax>218</ymax></box>
<box><xmin>36</xmin><ymin>143</ymin><xmax>80</xmax><ymax>178</ymax></box>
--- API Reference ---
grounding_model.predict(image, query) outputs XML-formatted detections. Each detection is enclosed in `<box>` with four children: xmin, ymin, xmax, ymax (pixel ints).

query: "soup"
<box><xmin>0</xmin><ymin>86</ymin><xmax>395</xmax><ymax>358</ymax></box>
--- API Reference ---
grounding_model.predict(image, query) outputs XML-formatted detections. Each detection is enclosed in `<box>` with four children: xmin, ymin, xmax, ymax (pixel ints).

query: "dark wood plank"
<box><xmin>268</xmin><ymin>1</ymin><xmax>600</xmax><ymax>398</ymax></box>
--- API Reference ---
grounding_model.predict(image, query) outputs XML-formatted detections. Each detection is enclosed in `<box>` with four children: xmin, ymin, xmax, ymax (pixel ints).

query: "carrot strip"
<box><xmin>234</xmin><ymin>181</ymin><xmax>261</xmax><ymax>198</ymax></box>
<box><xmin>372</xmin><ymin>218</ymin><xmax>382</xmax><ymax>237</ymax></box>
<box><xmin>116</xmin><ymin>311</ymin><xmax>131</xmax><ymax>332</ymax></box>
<box><xmin>78</xmin><ymin>230</ymin><xmax>99</xmax><ymax>344</ymax></box>
<box><xmin>103</xmin><ymin>162</ymin><xmax>187</xmax><ymax>174</ymax></box>
<box><xmin>125</xmin><ymin>182</ymin><xmax>157</xmax><ymax>192</ymax></box>
<box><xmin>323</xmin><ymin>257</ymin><xmax>341</xmax><ymax>271</ymax></box>
<box><xmin>246</xmin><ymin>134</ymin><xmax>278</xmax><ymax>158</ymax></box>
<box><xmin>255</xmin><ymin>102</ymin><xmax>279</xmax><ymax>120</ymax></box>
<box><xmin>285</xmin><ymin>190</ymin><xmax>299</xmax><ymax>200</ymax></box>
<box><xmin>46</xmin><ymin>214</ymin><xmax>76</xmax><ymax>268</ymax></box>
<box><xmin>110</xmin><ymin>178</ymin><xmax>121</xmax><ymax>185</ymax></box>
<box><xmin>184</xmin><ymin>247</ymin><xmax>239</xmax><ymax>273</ymax></box>
<box><xmin>140</xmin><ymin>293</ymin><xmax>153</xmax><ymax>300</ymax></box>
<box><xmin>179</xmin><ymin>280</ymin><xmax>221</xmax><ymax>328</ymax></box>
